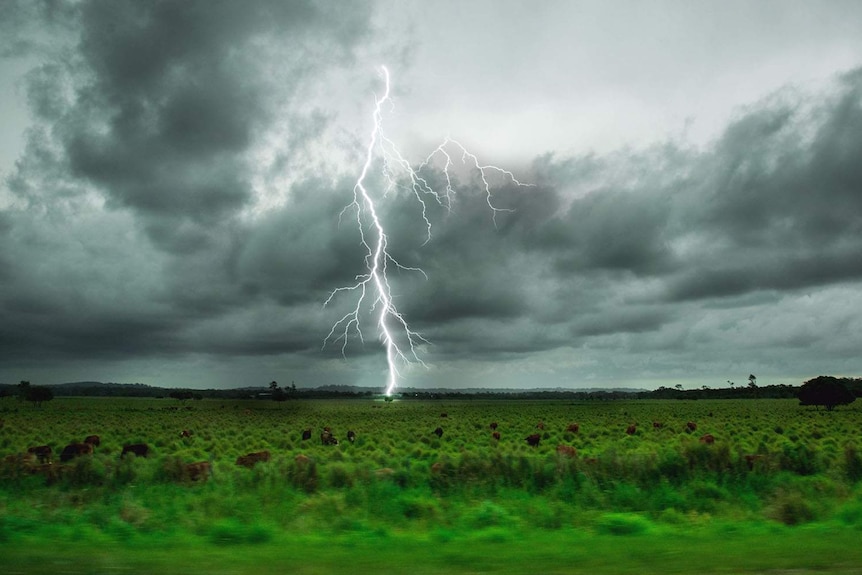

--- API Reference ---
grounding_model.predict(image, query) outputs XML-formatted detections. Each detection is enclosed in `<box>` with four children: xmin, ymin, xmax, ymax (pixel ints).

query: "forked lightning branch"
<box><xmin>323</xmin><ymin>66</ymin><xmax>530</xmax><ymax>396</ymax></box>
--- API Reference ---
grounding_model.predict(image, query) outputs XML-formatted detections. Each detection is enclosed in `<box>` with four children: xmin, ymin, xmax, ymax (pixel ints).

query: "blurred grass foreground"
<box><xmin>2</xmin><ymin>397</ymin><xmax>862</xmax><ymax>573</ymax></box>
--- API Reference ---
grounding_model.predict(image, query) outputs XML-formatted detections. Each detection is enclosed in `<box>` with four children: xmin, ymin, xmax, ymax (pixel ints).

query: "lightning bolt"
<box><xmin>323</xmin><ymin>66</ymin><xmax>531</xmax><ymax>396</ymax></box>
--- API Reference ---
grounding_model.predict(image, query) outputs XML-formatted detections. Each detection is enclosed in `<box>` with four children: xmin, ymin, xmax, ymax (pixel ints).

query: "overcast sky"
<box><xmin>2</xmin><ymin>0</ymin><xmax>862</xmax><ymax>391</ymax></box>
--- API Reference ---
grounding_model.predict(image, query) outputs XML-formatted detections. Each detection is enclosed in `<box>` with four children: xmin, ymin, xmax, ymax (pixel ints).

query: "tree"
<box><xmin>798</xmin><ymin>376</ymin><xmax>856</xmax><ymax>411</ymax></box>
<box><xmin>748</xmin><ymin>374</ymin><xmax>757</xmax><ymax>387</ymax></box>
<box><xmin>269</xmin><ymin>381</ymin><xmax>287</xmax><ymax>402</ymax></box>
<box><xmin>25</xmin><ymin>386</ymin><xmax>54</xmax><ymax>408</ymax></box>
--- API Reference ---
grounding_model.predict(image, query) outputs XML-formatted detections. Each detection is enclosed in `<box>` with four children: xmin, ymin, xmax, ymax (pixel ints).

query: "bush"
<box><xmin>768</xmin><ymin>489</ymin><xmax>816</xmax><ymax>525</ymax></box>
<box><xmin>845</xmin><ymin>444</ymin><xmax>862</xmax><ymax>483</ymax></box>
<box><xmin>595</xmin><ymin>512</ymin><xmax>652</xmax><ymax>535</ymax></box>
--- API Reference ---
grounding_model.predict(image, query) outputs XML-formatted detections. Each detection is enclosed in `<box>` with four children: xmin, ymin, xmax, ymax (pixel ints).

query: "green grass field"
<box><xmin>2</xmin><ymin>397</ymin><xmax>862</xmax><ymax>573</ymax></box>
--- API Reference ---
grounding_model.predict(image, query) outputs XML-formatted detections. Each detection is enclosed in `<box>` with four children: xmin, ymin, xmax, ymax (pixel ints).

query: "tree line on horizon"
<box><xmin>0</xmin><ymin>376</ymin><xmax>859</xmax><ymax>409</ymax></box>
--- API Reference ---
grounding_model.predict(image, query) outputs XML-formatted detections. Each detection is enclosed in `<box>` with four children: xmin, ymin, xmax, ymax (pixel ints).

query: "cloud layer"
<box><xmin>1</xmin><ymin>1</ymin><xmax>861</xmax><ymax>389</ymax></box>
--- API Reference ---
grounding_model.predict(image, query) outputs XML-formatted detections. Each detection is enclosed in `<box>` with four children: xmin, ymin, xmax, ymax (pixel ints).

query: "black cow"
<box><xmin>60</xmin><ymin>442</ymin><xmax>94</xmax><ymax>462</ymax></box>
<box><xmin>301</xmin><ymin>429</ymin><xmax>312</xmax><ymax>441</ymax></box>
<box><xmin>347</xmin><ymin>430</ymin><xmax>356</xmax><ymax>443</ymax></box>
<box><xmin>433</xmin><ymin>427</ymin><xmax>443</xmax><ymax>438</ymax></box>
<box><xmin>321</xmin><ymin>430</ymin><xmax>339</xmax><ymax>445</ymax></box>
<box><xmin>120</xmin><ymin>443</ymin><xmax>150</xmax><ymax>458</ymax></box>
<box><xmin>525</xmin><ymin>433</ymin><xmax>541</xmax><ymax>447</ymax></box>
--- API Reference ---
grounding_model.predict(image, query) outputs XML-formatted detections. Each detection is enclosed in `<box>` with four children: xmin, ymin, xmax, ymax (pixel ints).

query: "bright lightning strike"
<box><xmin>323</xmin><ymin>66</ymin><xmax>531</xmax><ymax>396</ymax></box>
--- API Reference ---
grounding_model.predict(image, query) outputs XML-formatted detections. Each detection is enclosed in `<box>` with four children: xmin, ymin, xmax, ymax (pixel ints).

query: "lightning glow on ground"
<box><xmin>324</xmin><ymin>66</ymin><xmax>531</xmax><ymax>396</ymax></box>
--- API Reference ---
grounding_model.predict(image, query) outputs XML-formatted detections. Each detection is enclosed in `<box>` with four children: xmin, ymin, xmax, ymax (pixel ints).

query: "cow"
<box><xmin>185</xmin><ymin>461</ymin><xmax>212</xmax><ymax>482</ymax></box>
<box><xmin>492</xmin><ymin>431</ymin><xmax>501</xmax><ymax>441</ymax></box>
<box><xmin>301</xmin><ymin>429</ymin><xmax>312</xmax><ymax>441</ymax></box>
<box><xmin>320</xmin><ymin>430</ymin><xmax>339</xmax><ymax>445</ymax></box>
<box><xmin>566</xmin><ymin>423</ymin><xmax>580</xmax><ymax>434</ymax></box>
<box><xmin>625</xmin><ymin>424</ymin><xmax>637</xmax><ymax>436</ymax></box>
<box><xmin>347</xmin><ymin>430</ymin><xmax>356</xmax><ymax>443</ymax></box>
<box><xmin>433</xmin><ymin>427</ymin><xmax>443</xmax><ymax>438</ymax></box>
<box><xmin>536</xmin><ymin>421</ymin><xmax>545</xmax><ymax>430</ymax></box>
<box><xmin>490</xmin><ymin>422</ymin><xmax>498</xmax><ymax>430</ymax></box>
<box><xmin>652</xmin><ymin>422</ymin><xmax>664</xmax><ymax>429</ymax></box>
<box><xmin>744</xmin><ymin>454</ymin><xmax>764</xmax><ymax>470</ymax></box>
<box><xmin>27</xmin><ymin>445</ymin><xmax>52</xmax><ymax>464</ymax></box>
<box><xmin>84</xmin><ymin>435</ymin><xmax>100</xmax><ymax>447</ymax></box>
<box><xmin>294</xmin><ymin>454</ymin><xmax>311</xmax><ymax>466</ymax></box>
<box><xmin>120</xmin><ymin>443</ymin><xmax>150</xmax><ymax>458</ymax></box>
<box><xmin>686</xmin><ymin>421</ymin><xmax>698</xmax><ymax>432</ymax></box>
<box><xmin>699</xmin><ymin>433</ymin><xmax>715</xmax><ymax>445</ymax></box>
<box><xmin>60</xmin><ymin>442</ymin><xmax>94</xmax><ymax>462</ymax></box>
<box><xmin>235</xmin><ymin>450</ymin><xmax>271</xmax><ymax>468</ymax></box>
<box><xmin>525</xmin><ymin>433</ymin><xmax>541</xmax><ymax>447</ymax></box>
<box><xmin>180</xmin><ymin>430</ymin><xmax>193</xmax><ymax>438</ymax></box>
<box><xmin>440</xmin><ymin>413</ymin><xmax>448</xmax><ymax>418</ymax></box>
<box><xmin>556</xmin><ymin>445</ymin><xmax>577</xmax><ymax>458</ymax></box>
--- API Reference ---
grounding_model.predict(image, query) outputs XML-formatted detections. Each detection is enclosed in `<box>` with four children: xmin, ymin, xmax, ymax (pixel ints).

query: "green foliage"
<box><xmin>1</xmin><ymin>396</ymin><xmax>861</xmax><ymax>554</ymax></box>
<box><xmin>846</xmin><ymin>444</ymin><xmax>862</xmax><ymax>483</ymax></box>
<box><xmin>595</xmin><ymin>512</ymin><xmax>653</xmax><ymax>535</ymax></box>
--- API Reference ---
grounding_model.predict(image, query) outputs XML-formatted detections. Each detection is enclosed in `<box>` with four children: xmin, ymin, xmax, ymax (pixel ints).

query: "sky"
<box><xmin>1</xmin><ymin>0</ymin><xmax>862</xmax><ymax>391</ymax></box>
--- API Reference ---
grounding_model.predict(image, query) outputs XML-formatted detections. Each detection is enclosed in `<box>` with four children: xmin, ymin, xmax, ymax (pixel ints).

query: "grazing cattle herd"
<box><xmin>1</xmin><ymin>413</ymin><xmax>765</xmax><ymax>487</ymax></box>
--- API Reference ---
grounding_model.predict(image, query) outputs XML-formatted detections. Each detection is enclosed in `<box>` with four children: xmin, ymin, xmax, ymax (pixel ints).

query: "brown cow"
<box><xmin>556</xmin><ymin>444</ymin><xmax>577</xmax><ymax>458</ymax></box>
<box><xmin>235</xmin><ymin>450</ymin><xmax>271</xmax><ymax>468</ymax></box>
<box><xmin>625</xmin><ymin>424</ymin><xmax>637</xmax><ymax>435</ymax></box>
<box><xmin>490</xmin><ymin>422</ymin><xmax>498</xmax><ymax>430</ymax></box>
<box><xmin>686</xmin><ymin>421</ymin><xmax>698</xmax><ymax>432</ymax></box>
<box><xmin>27</xmin><ymin>445</ymin><xmax>52</xmax><ymax>464</ymax></box>
<box><xmin>185</xmin><ymin>461</ymin><xmax>212</xmax><ymax>482</ymax></box>
<box><xmin>84</xmin><ymin>435</ymin><xmax>100</xmax><ymax>447</ymax></box>
<box><xmin>492</xmin><ymin>431</ymin><xmax>501</xmax><ymax>441</ymax></box>
<box><xmin>180</xmin><ymin>430</ymin><xmax>193</xmax><ymax>438</ymax></box>
<box><xmin>699</xmin><ymin>433</ymin><xmax>715</xmax><ymax>444</ymax></box>
<box><xmin>652</xmin><ymin>422</ymin><xmax>663</xmax><ymax>429</ymax></box>
<box><xmin>536</xmin><ymin>421</ymin><xmax>545</xmax><ymax>430</ymax></box>
<box><xmin>294</xmin><ymin>454</ymin><xmax>311</xmax><ymax>466</ymax></box>
<box><xmin>347</xmin><ymin>430</ymin><xmax>356</xmax><ymax>443</ymax></box>
<box><xmin>60</xmin><ymin>442</ymin><xmax>94</xmax><ymax>462</ymax></box>
<box><xmin>320</xmin><ymin>430</ymin><xmax>339</xmax><ymax>445</ymax></box>
<box><xmin>301</xmin><ymin>429</ymin><xmax>312</xmax><ymax>441</ymax></box>
<box><xmin>433</xmin><ymin>427</ymin><xmax>443</xmax><ymax>438</ymax></box>
<box><xmin>566</xmin><ymin>423</ymin><xmax>580</xmax><ymax>434</ymax></box>
<box><xmin>744</xmin><ymin>454</ymin><xmax>764</xmax><ymax>470</ymax></box>
<box><xmin>526</xmin><ymin>433</ymin><xmax>541</xmax><ymax>447</ymax></box>
<box><xmin>120</xmin><ymin>443</ymin><xmax>150</xmax><ymax>458</ymax></box>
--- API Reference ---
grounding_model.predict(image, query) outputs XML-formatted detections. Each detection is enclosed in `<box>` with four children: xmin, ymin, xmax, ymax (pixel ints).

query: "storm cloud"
<box><xmin>1</xmin><ymin>1</ymin><xmax>861</xmax><ymax>389</ymax></box>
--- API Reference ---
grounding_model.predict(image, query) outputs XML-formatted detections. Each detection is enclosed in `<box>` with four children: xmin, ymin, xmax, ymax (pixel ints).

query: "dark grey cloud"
<box><xmin>2</xmin><ymin>1</ymin><xmax>862</xmax><ymax>389</ymax></box>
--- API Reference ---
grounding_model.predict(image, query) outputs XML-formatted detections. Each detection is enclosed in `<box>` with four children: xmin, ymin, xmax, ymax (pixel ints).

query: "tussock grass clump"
<box><xmin>595</xmin><ymin>512</ymin><xmax>653</xmax><ymax>535</ymax></box>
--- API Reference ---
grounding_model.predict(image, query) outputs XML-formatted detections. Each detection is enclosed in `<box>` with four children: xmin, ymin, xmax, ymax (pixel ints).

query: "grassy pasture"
<box><xmin>1</xmin><ymin>396</ymin><xmax>862</xmax><ymax>573</ymax></box>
